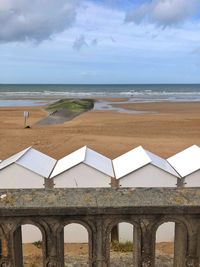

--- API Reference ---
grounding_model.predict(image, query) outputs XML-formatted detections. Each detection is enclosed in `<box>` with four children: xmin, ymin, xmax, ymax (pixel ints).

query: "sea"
<box><xmin>0</xmin><ymin>84</ymin><xmax>200</xmax><ymax>106</ymax></box>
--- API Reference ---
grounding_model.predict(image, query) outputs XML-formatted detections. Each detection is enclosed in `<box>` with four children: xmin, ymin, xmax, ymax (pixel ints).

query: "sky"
<box><xmin>0</xmin><ymin>0</ymin><xmax>200</xmax><ymax>84</ymax></box>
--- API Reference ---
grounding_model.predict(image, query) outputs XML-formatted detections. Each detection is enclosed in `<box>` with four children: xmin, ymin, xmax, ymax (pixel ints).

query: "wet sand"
<box><xmin>0</xmin><ymin>100</ymin><xmax>200</xmax><ymax>160</ymax></box>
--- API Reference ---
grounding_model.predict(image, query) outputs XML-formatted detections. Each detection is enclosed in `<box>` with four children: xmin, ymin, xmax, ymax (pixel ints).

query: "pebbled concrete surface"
<box><xmin>0</xmin><ymin>188</ymin><xmax>200</xmax><ymax>212</ymax></box>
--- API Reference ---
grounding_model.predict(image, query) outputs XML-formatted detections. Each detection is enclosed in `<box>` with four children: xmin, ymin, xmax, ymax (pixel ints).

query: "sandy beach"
<box><xmin>23</xmin><ymin>242</ymin><xmax>174</xmax><ymax>267</ymax></box>
<box><xmin>0</xmin><ymin>99</ymin><xmax>195</xmax><ymax>267</ymax></box>
<box><xmin>0</xmin><ymin>99</ymin><xmax>200</xmax><ymax>160</ymax></box>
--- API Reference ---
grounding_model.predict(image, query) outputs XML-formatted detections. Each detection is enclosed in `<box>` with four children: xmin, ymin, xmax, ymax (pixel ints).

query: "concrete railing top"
<box><xmin>0</xmin><ymin>188</ymin><xmax>200</xmax><ymax>213</ymax></box>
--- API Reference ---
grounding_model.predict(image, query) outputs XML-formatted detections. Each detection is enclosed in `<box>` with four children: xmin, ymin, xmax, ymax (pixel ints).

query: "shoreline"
<box><xmin>1</xmin><ymin>97</ymin><xmax>200</xmax><ymax>118</ymax></box>
<box><xmin>24</xmin><ymin>99</ymin><xmax>200</xmax><ymax>126</ymax></box>
<box><xmin>0</xmin><ymin>98</ymin><xmax>154</xmax><ymax>127</ymax></box>
<box><xmin>0</xmin><ymin>98</ymin><xmax>190</xmax><ymax>127</ymax></box>
<box><xmin>1</xmin><ymin>96</ymin><xmax>200</xmax><ymax>106</ymax></box>
<box><xmin>1</xmin><ymin>96</ymin><xmax>200</xmax><ymax>105</ymax></box>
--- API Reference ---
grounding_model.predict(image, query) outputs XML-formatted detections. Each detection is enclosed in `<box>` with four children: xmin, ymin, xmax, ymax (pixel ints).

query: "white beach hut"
<box><xmin>113</xmin><ymin>146</ymin><xmax>180</xmax><ymax>243</ymax></box>
<box><xmin>51</xmin><ymin>146</ymin><xmax>114</xmax><ymax>243</ymax></box>
<box><xmin>51</xmin><ymin>146</ymin><xmax>114</xmax><ymax>188</ymax></box>
<box><xmin>167</xmin><ymin>145</ymin><xmax>200</xmax><ymax>187</ymax></box>
<box><xmin>113</xmin><ymin>146</ymin><xmax>180</xmax><ymax>187</ymax></box>
<box><xmin>0</xmin><ymin>147</ymin><xmax>56</xmax><ymax>189</ymax></box>
<box><xmin>0</xmin><ymin>147</ymin><xmax>57</xmax><ymax>244</ymax></box>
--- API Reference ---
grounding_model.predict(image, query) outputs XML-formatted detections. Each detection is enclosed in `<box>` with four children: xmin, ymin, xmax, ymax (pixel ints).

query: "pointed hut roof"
<box><xmin>50</xmin><ymin>146</ymin><xmax>114</xmax><ymax>178</ymax></box>
<box><xmin>113</xmin><ymin>146</ymin><xmax>180</xmax><ymax>179</ymax></box>
<box><xmin>167</xmin><ymin>145</ymin><xmax>200</xmax><ymax>177</ymax></box>
<box><xmin>0</xmin><ymin>147</ymin><xmax>56</xmax><ymax>178</ymax></box>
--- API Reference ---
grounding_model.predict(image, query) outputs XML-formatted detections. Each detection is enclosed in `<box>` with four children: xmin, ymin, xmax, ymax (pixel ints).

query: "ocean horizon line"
<box><xmin>1</xmin><ymin>84</ymin><xmax>200</xmax><ymax>106</ymax></box>
<box><xmin>1</xmin><ymin>83</ymin><xmax>200</xmax><ymax>86</ymax></box>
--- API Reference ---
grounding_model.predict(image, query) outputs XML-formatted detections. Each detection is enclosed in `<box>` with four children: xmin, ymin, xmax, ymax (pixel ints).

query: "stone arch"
<box><xmin>57</xmin><ymin>219</ymin><xmax>93</xmax><ymax>267</ymax></box>
<box><xmin>106</xmin><ymin>217</ymin><xmax>141</xmax><ymax>237</ymax></box>
<box><xmin>11</xmin><ymin>218</ymin><xmax>47</xmax><ymax>237</ymax></box>
<box><xmin>152</xmin><ymin>216</ymin><xmax>189</xmax><ymax>251</ymax></box>
<box><xmin>11</xmin><ymin>219</ymin><xmax>47</xmax><ymax>267</ymax></box>
<box><xmin>57</xmin><ymin>218</ymin><xmax>94</xmax><ymax>246</ymax></box>
<box><xmin>106</xmin><ymin>217</ymin><xmax>142</xmax><ymax>267</ymax></box>
<box><xmin>61</xmin><ymin>219</ymin><xmax>93</xmax><ymax>235</ymax></box>
<box><xmin>152</xmin><ymin>216</ymin><xmax>188</xmax><ymax>267</ymax></box>
<box><xmin>10</xmin><ymin>218</ymin><xmax>48</xmax><ymax>248</ymax></box>
<box><xmin>152</xmin><ymin>216</ymin><xmax>189</xmax><ymax>234</ymax></box>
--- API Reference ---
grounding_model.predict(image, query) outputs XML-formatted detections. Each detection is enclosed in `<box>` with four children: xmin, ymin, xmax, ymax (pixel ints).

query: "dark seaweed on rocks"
<box><xmin>36</xmin><ymin>99</ymin><xmax>94</xmax><ymax>125</ymax></box>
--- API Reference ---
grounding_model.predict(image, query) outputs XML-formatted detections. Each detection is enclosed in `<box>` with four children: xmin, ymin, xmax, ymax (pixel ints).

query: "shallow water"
<box><xmin>0</xmin><ymin>99</ymin><xmax>49</xmax><ymax>107</ymax></box>
<box><xmin>94</xmin><ymin>100</ymin><xmax>154</xmax><ymax>114</ymax></box>
<box><xmin>0</xmin><ymin>98</ymin><xmax>152</xmax><ymax>115</ymax></box>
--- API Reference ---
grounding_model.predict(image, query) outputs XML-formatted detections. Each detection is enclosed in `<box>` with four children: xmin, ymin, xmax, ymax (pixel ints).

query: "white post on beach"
<box><xmin>23</xmin><ymin>111</ymin><xmax>29</xmax><ymax>128</ymax></box>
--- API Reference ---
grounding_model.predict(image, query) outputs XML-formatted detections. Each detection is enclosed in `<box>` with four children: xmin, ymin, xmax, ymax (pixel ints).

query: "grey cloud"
<box><xmin>110</xmin><ymin>36</ymin><xmax>116</xmax><ymax>43</ymax></box>
<box><xmin>104</xmin><ymin>0</ymin><xmax>133</xmax><ymax>9</ymax></box>
<box><xmin>191</xmin><ymin>47</ymin><xmax>200</xmax><ymax>54</ymax></box>
<box><xmin>125</xmin><ymin>0</ymin><xmax>199</xmax><ymax>27</ymax></box>
<box><xmin>0</xmin><ymin>0</ymin><xmax>81</xmax><ymax>43</ymax></box>
<box><xmin>151</xmin><ymin>34</ymin><xmax>158</xmax><ymax>39</ymax></box>
<box><xmin>91</xmin><ymin>38</ymin><xmax>98</xmax><ymax>46</ymax></box>
<box><xmin>73</xmin><ymin>35</ymin><xmax>88</xmax><ymax>51</ymax></box>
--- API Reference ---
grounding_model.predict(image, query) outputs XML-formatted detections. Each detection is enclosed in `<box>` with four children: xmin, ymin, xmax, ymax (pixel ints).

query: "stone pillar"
<box><xmin>174</xmin><ymin>222</ymin><xmax>187</xmax><ymax>267</ymax></box>
<box><xmin>45</xmin><ymin>222</ymin><xmax>63</xmax><ymax>267</ymax></box>
<box><xmin>13</xmin><ymin>226</ymin><xmax>23</xmax><ymax>267</ymax></box>
<box><xmin>110</xmin><ymin>179</ymin><xmax>119</xmax><ymax>243</ymax></box>
<box><xmin>0</xmin><ymin>222</ymin><xmax>15</xmax><ymax>267</ymax></box>
<box><xmin>133</xmin><ymin>225</ymin><xmax>142</xmax><ymax>267</ymax></box>
<box><xmin>185</xmin><ymin>222</ymin><xmax>199</xmax><ymax>267</ymax></box>
<box><xmin>44</xmin><ymin>178</ymin><xmax>54</xmax><ymax>189</ymax></box>
<box><xmin>91</xmin><ymin>217</ymin><xmax>108</xmax><ymax>267</ymax></box>
<box><xmin>58</xmin><ymin>229</ymin><xmax>64</xmax><ymax>267</ymax></box>
<box><xmin>140</xmin><ymin>219</ymin><xmax>155</xmax><ymax>267</ymax></box>
<box><xmin>177</xmin><ymin>177</ymin><xmax>185</xmax><ymax>187</ymax></box>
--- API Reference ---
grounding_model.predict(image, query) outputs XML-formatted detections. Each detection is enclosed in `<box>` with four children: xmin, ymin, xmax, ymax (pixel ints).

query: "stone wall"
<box><xmin>0</xmin><ymin>188</ymin><xmax>200</xmax><ymax>267</ymax></box>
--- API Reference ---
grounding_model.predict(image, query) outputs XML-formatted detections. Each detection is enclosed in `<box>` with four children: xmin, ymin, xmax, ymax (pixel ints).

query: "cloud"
<box><xmin>191</xmin><ymin>47</ymin><xmax>200</xmax><ymax>55</ymax></box>
<box><xmin>91</xmin><ymin>38</ymin><xmax>98</xmax><ymax>46</ymax></box>
<box><xmin>110</xmin><ymin>36</ymin><xmax>116</xmax><ymax>43</ymax></box>
<box><xmin>125</xmin><ymin>0</ymin><xmax>199</xmax><ymax>27</ymax></box>
<box><xmin>0</xmin><ymin>0</ymin><xmax>81</xmax><ymax>43</ymax></box>
<box><xmin>73</xmin><ymin>35</ymin><xmax>98</xmax><ymax>51</ymax></box>
<box><xmin>73</xmin><ymin>35</ymin><xmax>88</xmax><ymax>51</ymax></box>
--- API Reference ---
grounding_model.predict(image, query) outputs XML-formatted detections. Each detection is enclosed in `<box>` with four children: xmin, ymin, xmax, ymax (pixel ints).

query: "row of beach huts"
<box><xmin>0</xmin><ymin>144</ymin><xmax>199</xmax><ymax>244</ymax></box>
<box><xmin>0</xmin><ymin>144</ymin><xmax>200</xmax><ymax>189</ymax></box>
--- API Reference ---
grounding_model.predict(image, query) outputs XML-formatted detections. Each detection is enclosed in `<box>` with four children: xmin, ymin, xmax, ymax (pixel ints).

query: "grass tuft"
<box><xmin>32</xmin><ymin>240</ymin><xmax>42</xmax><ymax>249</ymax></box>
<box><xmin>111</xmin><ymin>241</ymin><xmax>133</xmax><ymax>252</ymax></box>
<box><xmin>46</xmin><ymin>99</ymin><xmax>94</xmax><ymax>113</ymax></box>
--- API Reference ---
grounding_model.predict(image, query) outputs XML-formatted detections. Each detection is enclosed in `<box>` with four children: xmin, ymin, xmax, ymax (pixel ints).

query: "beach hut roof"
<box><xmin>167</xmin><ymin>145</ymin><xmax>200</xmax><ymax>177</ymax></box>
<box><xmin>0</xmin><ymin>147</ymin><xmax>56</xmax><ymax>178</ymax></box>
<box><xmin>50</xmin><ymin>146</ymin><xmax>114</xmax><ymax>178</ymax></box>
<box><xmin>113</xmin><ymin>146</ymin><xmax>180</xmax><ymax>179</ymax></box>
